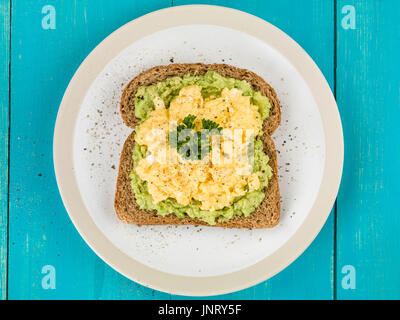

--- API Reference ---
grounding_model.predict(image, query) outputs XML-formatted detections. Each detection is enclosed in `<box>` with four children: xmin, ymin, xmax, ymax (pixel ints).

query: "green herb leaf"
<box><xmin>201</xmin><ymin>119</ymin><xmax>223</xmax><ymax>132</ymax></box>
<box><xmin>168</xmin><ymin>115</ymin><xmax>223</xmax><ymax>160</ymax></box>
<box><xmin>182</xmin><ymin>114</ymin><xmax>196</xmax><ymax>129</ymax></box>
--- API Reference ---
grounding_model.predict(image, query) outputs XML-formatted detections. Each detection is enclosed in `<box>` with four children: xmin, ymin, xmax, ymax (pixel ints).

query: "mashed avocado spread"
<box><xmin>129</xmin><ymin>71</ymin><xmax>273</xmax><ymax>225</ymax></box>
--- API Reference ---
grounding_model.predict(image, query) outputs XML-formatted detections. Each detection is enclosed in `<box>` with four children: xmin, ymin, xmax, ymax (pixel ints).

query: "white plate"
<box><xmin>54</xmin><ymin>5</ymin><xmax>343</xmax><ymax>295</ymax></box>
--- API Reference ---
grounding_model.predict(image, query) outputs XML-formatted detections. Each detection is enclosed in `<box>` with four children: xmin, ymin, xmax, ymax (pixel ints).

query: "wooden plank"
<box><xmin>173</xmin><ymin>0</ymin><xmax>336</xmax><ymax>299</ymax></box>
<box><xmin>336</xmin><ymin>0</ymin><xmax>400</xmax><ymax>299</ymax></box>
<box><xmin>8</xmin><ymin>0</ymin><xmax>171</xmax><ymax>300</ymax></box>
<box><xmin>0</xmin><ymin>0</ymin><xmax>10</xmax><ymax>301</ymax></box>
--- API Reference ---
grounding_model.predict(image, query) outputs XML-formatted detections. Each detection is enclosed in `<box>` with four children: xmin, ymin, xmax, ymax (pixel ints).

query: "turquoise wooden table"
<box><xmin>0</xmin><ymin>0</ymin><xmax>399</xmax><ymax>300</ymax></box>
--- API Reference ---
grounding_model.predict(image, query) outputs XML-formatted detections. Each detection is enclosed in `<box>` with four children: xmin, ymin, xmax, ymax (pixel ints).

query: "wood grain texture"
<box><xmin>336</xmin><ymin>0</ymin><xmax>400</xmax><ymax>299</ymax></box>
<box><xmin>0</xmin><ymin>0</ymin><xmax>10</xmax><ymax>301</ymax></box>
<box><xmin>8</xmin><ymin>0</ymin><xmax>171</xmax><ymax>300</ymax></box>
<box><xmin>6</xmin><ymin>0</ymin><xmax>336</xmax><ymax>299</ymax></box>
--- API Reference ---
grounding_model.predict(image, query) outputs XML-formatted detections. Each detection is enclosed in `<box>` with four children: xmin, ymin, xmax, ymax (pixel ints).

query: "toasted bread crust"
<box><xmin>115</xmin><ymin>63</ymin><xmax>280</xmax><ymax>228</ymax></box>
<box><xmin>115</xmin><ymin>132</ymin><xmax>280</xmax><ymax>228</ymax></box>
<box><xmin>120</xmin><ymin>63</ymin><xmax>281</xmax><ymax>135</ymax></box>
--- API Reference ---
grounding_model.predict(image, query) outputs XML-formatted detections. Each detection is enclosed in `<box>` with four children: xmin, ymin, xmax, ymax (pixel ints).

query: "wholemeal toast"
<box><xmin>115</xmin><ymin>63</ymin><xmax>281</xmax><ymax>228</ymax></box>
<box><xmin>120</xmin><ymin>63</ymin><xmax>281</xmax><ymax>135</ymax></box>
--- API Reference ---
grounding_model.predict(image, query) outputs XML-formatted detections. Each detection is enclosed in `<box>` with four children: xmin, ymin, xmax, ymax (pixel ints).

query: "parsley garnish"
<box><xmin>201</xmin><ymin>119</ymin><xmax>223</xmax><ymax>132</ymax></box>
<box><xmin>182</xmin><ymin>114</ymin><xmax>196</xmax><ymax>129</ymax></box>
<box><xmin>168</xmin><ymin>115</ymin><xmax>222</xmax><ymax>160</ymax></box>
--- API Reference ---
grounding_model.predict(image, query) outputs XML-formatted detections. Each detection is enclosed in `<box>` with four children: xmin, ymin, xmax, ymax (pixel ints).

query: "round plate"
<box><xmin>54</xmin><ymin>5</ymin><xmax>343</xmax><ymax>296</ymax></box>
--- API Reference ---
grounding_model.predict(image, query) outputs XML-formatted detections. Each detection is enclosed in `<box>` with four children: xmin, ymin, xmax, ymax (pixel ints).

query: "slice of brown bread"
<box><xmin>115</xmin><ymin>132</ymin><xmax>280</xmax><ymax>228</ymax></box>
<box><xmin>120</xmin><ymin>63</ymin><xmax>281</xmax><ymax>135</ymax></box>
<box><xmin>115</xmin><ymin>63</ymin><xmax>280</xmax><ymax>228</ymax></box>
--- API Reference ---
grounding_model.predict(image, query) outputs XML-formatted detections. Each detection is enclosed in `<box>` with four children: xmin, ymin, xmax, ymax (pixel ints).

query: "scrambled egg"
<box><xmin>135</xmin><ymin>85</ymin><xmax>263</xmax><ymax>211</ymax></box>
